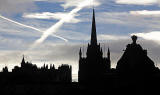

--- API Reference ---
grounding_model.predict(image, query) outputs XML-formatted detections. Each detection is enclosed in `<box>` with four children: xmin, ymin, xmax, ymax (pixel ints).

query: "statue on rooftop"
<box><xmin>131</xmin><ymin>35</ymin><xmax>137</xmax><ymax>44</ymax></box>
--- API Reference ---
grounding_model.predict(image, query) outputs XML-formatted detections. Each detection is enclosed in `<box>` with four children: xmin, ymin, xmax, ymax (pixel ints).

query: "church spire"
<box><xmin>91</xmin><ymin>9</ymin><xmax>97</xmax><ymax>46</ymax></box>
<box><xmin>79</xmin><ymin>47</ymin><xmax>82</xmax><ymax>59</ymax></box>
<box><xmin>21</xmin><ymin>55</ymin><xmax>25</xmax><ymax>67</ymax></box>
<box><xmin>107</xmin><ymin>47</ymin><xmax>110</xmax><ymax>60</ymax></box>
<box><xmin>22</xmin><ymin>55</ymin><xmax>25</xmax><ymax>63</ymax></box>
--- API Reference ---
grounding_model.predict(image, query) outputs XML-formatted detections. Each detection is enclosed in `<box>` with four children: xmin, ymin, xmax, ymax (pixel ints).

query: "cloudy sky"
<box><xmin>1</xmin><ymin>0</ymin><xmax>160</xmax><ymax>81</ymax></box>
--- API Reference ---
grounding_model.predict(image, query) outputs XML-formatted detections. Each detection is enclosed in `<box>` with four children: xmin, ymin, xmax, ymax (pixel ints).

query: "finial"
<box><xmin>131</xmin><ymin>35</ymin><xmax>137</xmax><ymax>44</ymax></box>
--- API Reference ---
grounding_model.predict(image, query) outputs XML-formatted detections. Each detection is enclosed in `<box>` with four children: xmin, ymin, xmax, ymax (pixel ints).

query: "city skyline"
<box><xmin>1</xmin><ymin>0</ymin><xmax>160</xmax><ymax>81</ymax></box>
<box><xmin>0</xmin><ymin>9</ymin><xmax>159</xmax><ymax>95</ymax></box>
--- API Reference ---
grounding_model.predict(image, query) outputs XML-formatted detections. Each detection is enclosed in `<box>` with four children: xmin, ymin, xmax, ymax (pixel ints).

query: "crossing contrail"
<box><xmin>34</xmin><ymin>0</ymin><xmax>95</xmax><ymax>45</ymax></box>
<box><xmin>0</xmin><ymin>14</ymin><xmax>68</xmax><ymax>42</ymax></box>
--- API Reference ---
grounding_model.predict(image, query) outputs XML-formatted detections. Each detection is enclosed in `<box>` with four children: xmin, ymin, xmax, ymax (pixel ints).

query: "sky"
<box><xmin>1</xmin><ymin>0</ymin><xmax>160</xmax><ymax>81</ymax></box>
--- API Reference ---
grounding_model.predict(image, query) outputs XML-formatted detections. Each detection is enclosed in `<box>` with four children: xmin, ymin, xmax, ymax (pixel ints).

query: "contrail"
<box><xmin>0</xmin><ymin>14</ymin><xmax>68</xmax><ymax>42</ymax></box>
<box><xmin>35</xmin><ymin>0</ymin><xmax>92</xmax><ymax>44</ymax></box>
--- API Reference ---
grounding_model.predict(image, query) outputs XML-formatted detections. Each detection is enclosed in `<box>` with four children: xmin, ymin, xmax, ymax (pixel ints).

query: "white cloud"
<box><xmin>0</xmin><ymin>15</ymin><xmax>68</xmax><ymax>42</ymax></box>
<box><xmin>130</xmin><ymin>10</ymin><xmax>160</xmax><ymax>16</ymax></box>
<box><xmin>98</xmin><ymin>34</ymin><xmax>128</xmax><ymax>41</ymax></box>
<box><xmin>0</xmin><ymin>14</ymin><xmax>41</xmax><ymax>31</ymax></box>
<box><xmin>23</xmin><ymin>12</ymin><xmax>80</xmax><ymax>23</ymax></box>
<box><xmin>0</xmin><ymin>0</ymin><xmax>36</xmax><ymax>14</ymax></box>
<box><xmin>34</xmin><ymin>0</ymin><xmax>101</xmax><ymax>45</ymax></box>
<box><xmin>56</xmin><ymin>30</ymin><xmax>90</xmax><ymax>41</ymax></box>
<box><xmin>96</xmin><ymin>12</ymin><xmax>160</xmax><ymax>29</ymax></box>
<box><xmin>115</xmin><ymin>0</ymin><xmax>159</xmax><ymax>5</ymax></box>
<box><xmin>61</xmin><ymin>0</ymin><xmax>101</xmax><ymax>9</ymax></box>
<box><xmin>132</xmin><ymin>31</ymin><xmax>160</xmax><ymax>44</ymax></box>
<box><xmin>34</xmin><ymin>0</ymin><xmax>100</xmax><ymax>9</ymax></box>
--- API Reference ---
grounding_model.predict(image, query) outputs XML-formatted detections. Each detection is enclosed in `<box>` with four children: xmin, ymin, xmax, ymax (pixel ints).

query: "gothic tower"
<box><xmin>78</xmin><ymin>9</ymin><xmax>111</xmax><ymax>83</ymax></box>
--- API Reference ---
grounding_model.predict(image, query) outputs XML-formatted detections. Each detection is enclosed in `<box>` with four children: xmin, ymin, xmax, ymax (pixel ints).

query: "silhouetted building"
<box><xmin>1</xmin><ymin>56</ymin><xmax>72</xmax><ymax>83</ymax></box>
<box><xmin>78</xmin><ymin>9</ymin><xmax>111</xmax><ymax>83</ymax></box>
<box><xmin>115</xmin><ymin>35</ymin><xmax>160</xmax><ymax>94</ymax></box>
<box><xmin>116</xmin><ymin>35</ymin><xmax>157</xmax><ymax>75</ymax></box>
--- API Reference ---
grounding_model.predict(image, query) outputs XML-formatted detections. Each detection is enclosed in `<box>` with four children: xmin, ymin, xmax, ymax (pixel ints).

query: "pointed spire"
<box><xmin>22</xmin><ymin>55</ymin><xmax>24</xmax><ymax>60</ymax></box>
<box><xmin>100</xmin><ymin>47</ymin><xmax>103</xmax><ymax>56</ymax></box>
<box><xmin>107</xmin><ymin>47</ymin><xmax>110</xmax><ymax>60</ymax></box>
<box><xmin>91</xmin><ymin>9</ymin><xmax>97</xmax><ymax>46</ymax></box>
<box><xmin>50</xmin><ymin>64</ymin><xmax>52</xmax><ymax>69</ymax></box>
<box><xmin>21</xmin><ymin>55</ymin><xmax>25</xmax><ymax>67</ymax></box>
<box><xmin>79</xmin><ymin>47</ymin><xmax>82</xmax><ymax>58</ymax></box>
